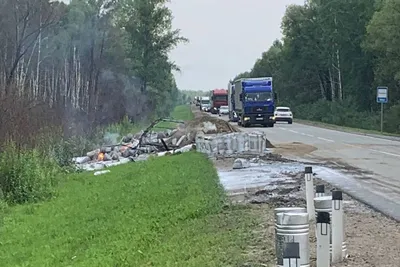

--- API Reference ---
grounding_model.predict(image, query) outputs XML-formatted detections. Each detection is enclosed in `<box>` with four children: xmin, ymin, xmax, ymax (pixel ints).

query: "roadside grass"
<box><xmin>105</xmin><ymin>105</ymin><xmax>193</xmax><ymax>134</ymax></box>
<box><xmin>153</xmin><ymin>105</ymin><xmax>193</xmax><ymax>131</ymax></box>
<box><xmin>0</xmin><ymin>152</ymin><xmax>262</xmax><ymax>266</ymax></box>
<box><xmin>295</xmin><ymin>118</ymin><xmax>400</xmax><ymax>139</ymax></box>
<box><xmin>170</xmin><ymin>105</ymin><xmax>194</xmax><ymax>121</ymax></box>
<box><xmin>104</xmin><ymin>115</ymin><xmax>142</xmax><ymax>137</ymax></box>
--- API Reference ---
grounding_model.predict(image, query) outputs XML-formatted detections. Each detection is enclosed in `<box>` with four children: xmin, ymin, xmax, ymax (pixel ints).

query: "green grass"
<box><xmin>105</xmin><ymin>105</ymin><xmax>193</xmax><ymax>134</ymax></box>
<box><xmin>170</xmin><ymin>105</ymin><xmax>194</xmax><ymax>121</ymax></box>
<box><xmin>153</xmin><ymin>105</ymin><xmax>194</xmax><ymax>131</ymax></box>
<box><xmin>295</xmin><ymin>118</ymin><xmax>400</xmax><ymax>138</ymax></box>
<box><xmin>104</xmin><ymin>115</ymin><xmax>143</xmax><ymax>137</ymax></box>
<box><xmin>0</xmin><ymin>152</ymin><xmax>260</xmax><ymax>266</ymax></box>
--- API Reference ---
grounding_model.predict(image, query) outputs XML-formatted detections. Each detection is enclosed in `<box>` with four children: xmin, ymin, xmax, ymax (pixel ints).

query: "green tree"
<box><xmin>231</xmin><ymin>0</ymin><xmax>400</xmax><ymax>132</ymax></box>
<box><xmin>122</xmin><ymin>0</ymin><xmax>188</xmax><ymax>116</ymax></box>
<box><xmin>365</xmin><ymin>0</ymin><xmax>400</xmax><ymax>105</ymax></box>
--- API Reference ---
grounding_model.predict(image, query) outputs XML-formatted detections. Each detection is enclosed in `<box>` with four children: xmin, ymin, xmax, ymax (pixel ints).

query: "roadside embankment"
<box><xmin>213</xmin><ymin>146</ymin><xmax>400</xmax><ymax>266</ymax></box>
<box><xmin>0</xmin><ymin>105</ymin><xmax>272</xmax><ymax>266</ymax></box>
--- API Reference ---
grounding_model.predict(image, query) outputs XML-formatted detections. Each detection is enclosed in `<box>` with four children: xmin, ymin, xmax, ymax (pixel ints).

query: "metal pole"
<box><xmin>381</xmin><ymin>102</ymin><xmax>383</xmax><ymax>132</ymax></box>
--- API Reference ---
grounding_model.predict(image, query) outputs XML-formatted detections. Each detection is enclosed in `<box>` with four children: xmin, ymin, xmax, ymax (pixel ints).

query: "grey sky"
<box><xmin>168</xmin><ymin>0</ymin><xmax>305</xmax><ymax>91</ymax></box>
<box><xmin>61</xmin><ymin>0</ymin><xmax>305</xmax><ymax>91</ymax></box>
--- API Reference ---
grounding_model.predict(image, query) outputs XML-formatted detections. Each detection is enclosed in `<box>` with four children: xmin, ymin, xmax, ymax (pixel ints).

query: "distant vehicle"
<box><xmin>195</xmin><ymin>96</ymin><xmax>200</xmax><ymax>106</ymax></box>
<box><xmin>200</xmin><ymin>96</ymin><xmax>211</xmax><ymax>112</ymax></box>
<box><xmin>218</xmin><ymin>105</ymin><xmax>229</xmax><ymax>116</ymax></box>
<box><xmin>274</xmin><ymin>106</ymin><xmax>293</xmax><ymax>124</ymax></box>
<box><xmin>231</xmin><ymin>77</ymin><xmax>276</xmax><ymax>127</ymax></box>
<box><xmin>210</xmin><ymin>89</ymin><xmax>228</xmax><ymax>114</ymax></box>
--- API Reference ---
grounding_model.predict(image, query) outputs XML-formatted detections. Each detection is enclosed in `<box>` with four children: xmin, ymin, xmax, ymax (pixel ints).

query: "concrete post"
<box><xmin>316</xmin><ymin>211</ymin><xmax>330</xmax><ymax>267</ymax></box>
<box><xmin>305</xmin><ymin>166</ymin><xmax>315</xmax><ymax>220</ymax></box>
<box><xmin>332</xmin><ymin>190</ymin><xmax>344</xmax><ymax>263</ymax></box>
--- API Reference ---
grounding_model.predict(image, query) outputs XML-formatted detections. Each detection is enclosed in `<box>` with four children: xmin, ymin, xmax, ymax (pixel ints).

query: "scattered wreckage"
<box><xmin>72</xmin><ymin>118</ymin><xmax>196</xmax><ymax>171</ymax></box>
<box><xmin>72</xmin><ymin>114</ymin><xmax>272</xmax><ymax>172</ymax></box>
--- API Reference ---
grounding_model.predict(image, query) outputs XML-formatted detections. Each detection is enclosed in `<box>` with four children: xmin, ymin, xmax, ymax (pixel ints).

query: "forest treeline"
<box><xmin>0</xmin><ymin>0</ymin><xmax>188</xmax><ymax>146</ymax></box>
<box><xmin>233</xmin><ymin>0</ymin><xmax>400</xmax><ymax>133</ymax></box>
<box><xmin>0</xmin><ymin>0</ymin><xmax>192</xmax><ymax>204</ymax></box>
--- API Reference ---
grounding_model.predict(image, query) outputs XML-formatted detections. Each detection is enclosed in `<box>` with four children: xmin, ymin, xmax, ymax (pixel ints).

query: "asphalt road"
<box><xmin>215</xmin><ymin>114</ymin><xmax>400</xmax><ymax>221</ymax></box>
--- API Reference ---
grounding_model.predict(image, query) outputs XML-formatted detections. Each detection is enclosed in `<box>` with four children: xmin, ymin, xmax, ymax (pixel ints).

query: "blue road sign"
<box><xmin>377</xmin><ymin>86</ymin><xmax>388</xmax><ymax>103</ymax></box>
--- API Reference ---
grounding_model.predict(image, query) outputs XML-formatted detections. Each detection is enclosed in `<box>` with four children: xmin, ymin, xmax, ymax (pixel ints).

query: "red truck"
<box><xmin>210</xmin><ymin>89</ymin><xmax>228</xmax><ymax>114</ymax></box>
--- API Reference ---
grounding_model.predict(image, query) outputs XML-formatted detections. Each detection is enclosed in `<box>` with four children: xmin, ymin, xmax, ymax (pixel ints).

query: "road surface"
<box><xmin>215</xmin><ymin>114</ymin><xmax>400</xmax><ymax>221</ymax></box>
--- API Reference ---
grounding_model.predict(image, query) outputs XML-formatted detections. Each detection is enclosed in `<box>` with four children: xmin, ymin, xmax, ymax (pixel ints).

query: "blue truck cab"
<box><xmin>233</xmin><ymin>77</ymin><xmax>275</xmax><ymax>127</ymax></box>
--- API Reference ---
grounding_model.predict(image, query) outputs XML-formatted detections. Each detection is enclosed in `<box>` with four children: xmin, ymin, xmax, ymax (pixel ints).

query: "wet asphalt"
<box><xmin>213</xmin><ymin>114</ymin><xmax>400</xmax><ymax>221</ymax></box>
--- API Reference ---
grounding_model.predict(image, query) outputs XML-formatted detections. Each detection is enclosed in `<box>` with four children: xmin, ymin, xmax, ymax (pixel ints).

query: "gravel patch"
<box><xmin>218</xmin><ymin>160</ymin><xmax>400</xmax><ymax>266</ymax></box>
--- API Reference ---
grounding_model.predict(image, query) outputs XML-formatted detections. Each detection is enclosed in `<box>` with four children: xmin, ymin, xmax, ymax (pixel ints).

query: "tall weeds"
<box><xmin>0</xmin><ymin>142</ymin><xmax>61</xmax><ymax>204</ymax></box>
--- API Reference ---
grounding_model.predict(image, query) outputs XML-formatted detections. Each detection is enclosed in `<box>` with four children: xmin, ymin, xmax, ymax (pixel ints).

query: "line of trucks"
<box><xmin>195</xmin><ymin>76</ymin><xmax>283</xmax><ymax>128</ymax></box>
<box><xmin>195</xmin><ymin>89</ymin><xmax>229</xmax><ymax>114</ymax></box>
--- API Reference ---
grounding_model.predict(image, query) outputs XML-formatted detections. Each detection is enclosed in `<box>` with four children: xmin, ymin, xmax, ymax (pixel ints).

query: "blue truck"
<box><xmin>231</xmin><ymin>77</ymin><xmax>275</xmax><ymax>127</ymax></box>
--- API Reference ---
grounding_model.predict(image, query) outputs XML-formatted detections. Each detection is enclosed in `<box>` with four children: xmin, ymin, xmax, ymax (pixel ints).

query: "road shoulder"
<box><xmin>295</xmin><ymin>119</ymin><xmax>400</xmax><ymax>142</ymax></box>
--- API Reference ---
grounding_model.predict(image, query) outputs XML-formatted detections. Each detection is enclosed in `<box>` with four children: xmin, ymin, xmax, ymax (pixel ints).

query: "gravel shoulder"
<box><xmin>213</xmin><ymin>155</ymin><xmax>400</xmax><ymax>267</ymax></box>
<box><xmin>201</xmin><ymin>108</ymin><xmax>399</xmax><ymax>266</ymax></box>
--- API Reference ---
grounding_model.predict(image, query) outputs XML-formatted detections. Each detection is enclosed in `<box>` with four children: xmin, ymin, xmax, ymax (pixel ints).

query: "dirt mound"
<box><xmin>186</xmin><ymin>114</ymin><xmax>237</xmax><ymax>134</ymax></box>
<box><xmin>273</xmin><ymin>142</ymin><xmax>316</xmax><ymax>156</ymax></box>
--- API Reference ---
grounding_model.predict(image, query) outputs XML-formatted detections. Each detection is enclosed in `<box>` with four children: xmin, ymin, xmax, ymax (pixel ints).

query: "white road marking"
<box><xmin>280</xmin><ymin>124</ymin><xmax>400</xmax><ymax>155</ymax></box>
<box><xmin>368</xmin><ymin>149</ymin><xmax>400</xmax><ymax>158</ymax></box>
<box><xmin>344</xmin><ymin>143</ymin><xmax>400</xmax><ymax>158</ymax></box>
<box><xmin>299</xmin><ymin>123</ymin><xmax>399</xmax><ymax>143</ymax></box>
<box><xmin>317</xmin><ymin>137</ymin><xmax>334</xmax><ymax>142</ymax></box>
<box><xmin>280</xmin><ymin>127</ymin><xmax>329</xmax><ymax>141</ymax></box>
<box><xmin>300</xmin><ymin>132</ymin><xmax>315</xmax><ymax>137</ymax></box>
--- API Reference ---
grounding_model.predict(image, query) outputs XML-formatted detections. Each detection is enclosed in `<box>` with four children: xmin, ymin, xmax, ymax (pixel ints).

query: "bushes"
<box><xmin>0</xmin><ymin>105</ymin><xmax>192</xmax><ymax>206</ymax></box>
<box><xmin>104</xmin><ymin>115</ymin><xmax>141</xmax><ymax>138</ymax></box>
<box><xmin>0</xmin><ymin>142</ymin><xmax>61</xmax><ymax>204</ymax></box>
<box><xmin>291</xmin><ymin>99</ymin><xmax>383</xmax><ymax>132</ymax></box>
<box><xmin>384</xmin><ymin>104</ymin><xmax>400</xmax><ymax>133</ymax></box>
<box><xmin>0</xmin><ymin>122</ymin><xmax>131</xmax><ymax>205</ymax></box>
<box><xmin>0</xmin><ymin>114</ymin><xmax>140</xmax><ymax>205</ymax></box>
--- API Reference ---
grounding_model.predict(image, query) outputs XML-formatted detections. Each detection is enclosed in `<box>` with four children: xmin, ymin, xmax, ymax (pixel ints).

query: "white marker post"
<box><xmin>332</xmin><ymin>190</ymin><xmax>344</xmax><ymax>263</ymax></box>
<box><xmin>316</xmin><ymin>211</ymin><xmax>330</xmax><ymax>267</ymax></box>
<box><xmin>316</xmin><ymin>184</ymin><xmax>325</xmax><ymax>197</ymax></box>
<box><xmin>305</xmin><ymin>166</ymin><xmax>315</xmax><ymax>220</ymax></box>
<box><xmin>283</xmin><ymin>242</ymin><xmax>300</xmax><ymax>267</ymax></box>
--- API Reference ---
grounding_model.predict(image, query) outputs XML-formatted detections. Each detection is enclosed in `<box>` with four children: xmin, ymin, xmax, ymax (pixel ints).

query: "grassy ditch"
<box><xmin>0</xmin><ymin>152</ymin><xmax>263</xmax><ymax>266</ymax></box>
<box><xmin>105</xmin><ymin>105</ymin><xmax>193</xmax><ymax>134</ymax></box>
<box><xmin>153</xmin><ymin>105</ymin><xmax>194</xmax><ymax>131</ymax></box>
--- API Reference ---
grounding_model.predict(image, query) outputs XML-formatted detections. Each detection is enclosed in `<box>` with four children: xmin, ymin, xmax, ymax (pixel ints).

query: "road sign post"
<box><xmin>376</xmin><ymin>86</ymin><xmax>388</xmax><ymax>132</ymax></box>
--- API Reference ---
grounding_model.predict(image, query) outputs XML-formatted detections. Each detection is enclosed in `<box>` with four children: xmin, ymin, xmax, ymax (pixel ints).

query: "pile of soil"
<box><xmin>186</xmin><ymin>111</ymin><xmax>238</xmax><ymax>134</ymax></box>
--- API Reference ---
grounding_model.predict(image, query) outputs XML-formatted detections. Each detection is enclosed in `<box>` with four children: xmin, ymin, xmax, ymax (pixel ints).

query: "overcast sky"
<box><xmin>62</xmin><ymin>0</ymin><xmax>305</xmax><ymax>91</ymax></box>
<box><xmin>168</xmin><ymin>0</ymin><xmax>305</xmax><ymax>91</ymax></box>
